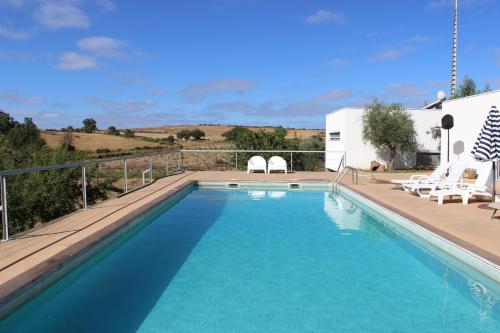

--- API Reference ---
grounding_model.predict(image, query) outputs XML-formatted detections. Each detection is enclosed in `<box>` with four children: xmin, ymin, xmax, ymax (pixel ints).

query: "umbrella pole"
<box><xmin>493</xmin><ymin>161</ymin><xmax>496</xmax><ymax>203</ymax></box>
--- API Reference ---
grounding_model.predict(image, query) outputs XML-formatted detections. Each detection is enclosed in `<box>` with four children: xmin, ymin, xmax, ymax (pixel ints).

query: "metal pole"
<box><xmin>447</xmin><ymin>129</ymin><xmax>450</xmax><ymax>163</ymax></box>
<box><xmin>1</xmin><ymin>176</ymin><xmax>9</xmax><ymax>242</ymax></box>
<box><xmin>124</xmin><ymin>159</ymin><xmax>128</xmax><ymax>193</ymax></box>
<box><xmin>166</xmin><ymin>154</ymin><xmax>169</xmax><ymax>176</ymax></box>
<box><xmin>82</xmin><ymin>164</ymin><xmax>87</xmax><ymax>210</ymax></box>
<box><xmin>290</xmin><ymin>152</ymin><xmax>293</xmax><ymax>172</ymax></box>
<box><xmin>149</xmin><ymin>155</ymin><xmax>153</xmax><ymax>183</ymax></box>
<box><xmin>235</xmin><ymin>152</ymin><xmax>238</xmax><ymax>171</ymax></box>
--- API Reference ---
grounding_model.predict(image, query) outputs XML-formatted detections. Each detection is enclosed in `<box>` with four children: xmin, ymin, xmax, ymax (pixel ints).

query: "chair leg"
<box><xmin>491</xmin><ymin>209</ymin><xmax>497</xmax><ymax>220</ymax></box>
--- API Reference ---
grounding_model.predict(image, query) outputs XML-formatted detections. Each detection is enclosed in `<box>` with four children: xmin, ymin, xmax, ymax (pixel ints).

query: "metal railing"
<box><xmin>179</xmin><ymin>149</ymin><xmax>346</xmax><ymax>172</ymax></box>
<box><xmin>0</xmin><ymin>149</ymin><xmax>346</xmax><ymax>242</ymax></box>
<box><xmin>332</xmin><ymin>166</ymin><xmax>358</xmax><ymax>192</ymax></box>
<box><xmin>0</xmin><ymin>149</ymin><xmax>183</xmax><ymax>242</ymax></box>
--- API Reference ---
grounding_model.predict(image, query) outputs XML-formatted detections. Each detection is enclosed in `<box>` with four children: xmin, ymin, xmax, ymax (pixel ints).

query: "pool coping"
<box><xmin>1</xmin><ymin>178</ymin><xmax>499</xmax><ymax>318</ymax></box>
<box><xmin>0</xmin><ymin>179</ymin><xmax>198</xmax><ymax>318</ymax></box>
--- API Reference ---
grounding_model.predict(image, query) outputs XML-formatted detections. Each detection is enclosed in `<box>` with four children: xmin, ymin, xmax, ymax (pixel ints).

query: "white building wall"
<box><xmin>325</xmin><ymin>110</ymin><xmax>347</xmax><ymax>171</ymax></box>
<box><xmin>325</xmin><ymin>107</ymin><xmax>441</xmax><ymax>170</ymax></box>
<box><xmin>440</xmin><ymin>90</ymin><xmax>500</xmax><ymax>170</ymax></box>
<box><xmin>345</xmin><ymin>108</ymin><xmax>380</xmax><ymax>169</ymax></box>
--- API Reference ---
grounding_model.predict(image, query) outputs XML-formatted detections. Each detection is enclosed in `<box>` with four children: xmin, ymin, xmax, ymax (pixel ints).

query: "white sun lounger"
<box><xmin>267</xmin><ymin>156</ymin><xmax>287</xmax><ymax>173</ymax></box>
<box><xmin>391</xmin><ymin>162</ymin><xmax>449</xmax><ymax>189</ymax></box>
<box><xmin>404</xmin><ymin>161</ymin><xmax>467</xmax><ymax>197</ymax></box>
<box><xmin>429</xmin><ymin>161</ymin><xmax>493</xmax><ymax>205</ymax></box>
<box><xmin>247</xmin><ymin>156</ymin><xmax>267</xmax><ymax>174</ymax></box>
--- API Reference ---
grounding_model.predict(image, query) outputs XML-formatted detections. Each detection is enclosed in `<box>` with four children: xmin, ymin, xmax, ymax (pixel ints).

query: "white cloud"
<box><xmin>179</xmin><ymin>78</ymin><xmax>254</xmax><ymax>103</ymax></box>
<box><xmin>95</xmin><ymin>0</ymin><xmax>115</xmax><ymax>11</ymax></box>
<box><xmin>114</xmin><ymin>71</ymin><xmax>149</xmax><ymax>85</ymax></box>
<box><xmin>372</xmin><ymin>48</ymin><xmax>407</xmax><ymax>61</ymax></box>
<box><xmin>0</xmin><ymin>0</ymin><xmax>26</xmax><ymax>9</ymax></box>
<box><xmin>57</xmin><ymin>52</ymin><xmax>97</xmax><ymax>70</ymax></box>
<box><xmin>146</xmin><ymin>87</ymin><xmax>167</xmax><ymax>96</ymax></box>
<box><xmin>81</xmin><ymin>96</ymin><xmax>155</xmax><ymax>112</ymax></box>
<box><xmin>77</xmin><ymin>36</ymin><xmax>127</xmax><ymax>58</ymax></box>
<box><xmin>426</xmin><ymin>0</ymin><xmax>493</xmax><ymax>10</ymax></box>
<box><xmin>385</xmin><ymin>83</ymin><xmax>427</xmax><ymax>98</ymax></box>
<box><xmin>0</xmin><ymin>90</ymin><xmax>45</xmax><ymax>105</ymax></box>
<box><xmin>34</xmin><ymin>2</ymin><xmax>89</xmax><ymax>29</ymax></box>
<box><xmin>313</xmin><ymin>90</ymin><xmax>352</xmax><ymax>101</ymax></box>
<box><xmin>0</xmin><ymin>25</ymin><xmax>30</xmax><ymax>40</ymax></box>
<box><xmin>327</xmin><ymin>58</ymin><xmax>350</xmax><ymax>66</ymax></box>
<box><xmin>207</xmin><ymin>100</ymin><xmax>334</xmax><ymax>118</ymax></box>
<box><xmin>371</xmin><ymin>35</ymin><xmax>433</xmax><ymax>62</ymax></box>
<box><xmin>305</xmin><ymin>9</ymin><xmax>345</xmax><ymax>24</ymax></box>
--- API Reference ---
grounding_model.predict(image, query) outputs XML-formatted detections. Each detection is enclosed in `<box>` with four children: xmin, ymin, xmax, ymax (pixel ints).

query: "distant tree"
<box><xmin>222</xmin><ymin>126</ymin><xmax>252</xmax><ymax>141</ymax></box>
<box><xmin>123</xmin><ymin>129</ymin><xmax>135</xmax><ymax>138</ymax></box>
<box><xmin>189</xmin><ymin>128</ymin><xmax>205</xmax><ymax>140</ymax></box>
<box><xmin>453</xmin><ymin>76</ymin><xmax>493</xmax><ymax>99</ymax></box>
<box><xmin>4</xmin><ymin>117</ymin><xmax>46</xmax><ymax>149</ymax></box>
<box><xmin>362</xmin><ymin>100</ymin><xmax>417</xmax><ymax>170</ymax></box>
<box><xmin>455</xmin><ymin>76</ymin><xmax>477</xmax><ymax>98</ymax></box>
<box><xmin>82</xmin><ymin>118</ymin><xmax>97</xmax><ymax>133</ymax></box>
<box><xmin>107</xmin><ymin>126</ymin><xmax>120</xmax><ymax>136</ymax></box>
<box><xmin>0</xmin><ymin>110</ymin><xmax>16</xmax><ymax>136</ymax></box>
<box><xmin>60</xmin><ymin>132</ymin><xmax>76</xmax><ymax>151</ymax></box>
<box><xmin>176</xmin><ymin>129</ymin><xmax>191</xmax><ymax>140</ymax></box>
<box><xmin>428</xmin><ymin>125</ymin><xmax>441</xmax><ymax>150</ymax></box>
<box><xmin>274</xmin><ymin>126</ymin><xmax>287</xmax><ymax>138</ymax></box>
<box><xmin>165</xmin><ymin>135</ymin><xmax>175</xmax><ymax>144</ymax></box>
<box><xmin>66</xmin><ymin>126</ymin><xmax>74</xmax><ymax>132</ymax></box>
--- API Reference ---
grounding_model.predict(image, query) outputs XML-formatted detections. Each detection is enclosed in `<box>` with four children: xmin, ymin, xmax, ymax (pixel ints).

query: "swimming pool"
<box><xmin>1</xmin><ymin>186</ymin><xmax>499</xmax><ymax>332</ymax></box>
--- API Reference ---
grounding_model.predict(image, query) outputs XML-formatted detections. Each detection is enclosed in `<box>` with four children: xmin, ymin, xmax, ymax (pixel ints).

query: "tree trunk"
<box><xmin>388</xmin><ymin>149</ymin><xmax>396</xmax><ymax>170</ymax></box>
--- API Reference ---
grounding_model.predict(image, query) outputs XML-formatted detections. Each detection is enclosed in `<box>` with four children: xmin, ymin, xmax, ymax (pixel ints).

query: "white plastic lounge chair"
<box><xmin>391</xmin><ymin>162</ymin><xmax>449</xmax><ymax>189</ymax></box>
<box><xmin>247</xmin><ymin>156</ymin><xmax>267</xmax><ymax>174</ymax></box>
<box><xmin>429</xmin><ymin>162</ymin><xmax>493</xmax><ymax>205</ymax></box>
<box><xmin>267</xmin><ymin>156</ymin><xmax>287</xmax><ymax>173</ymax></box>
<box><xmin>404</xmin><ymin>161</ymin><xmax>467</xmax><ymax>197</ymax></box>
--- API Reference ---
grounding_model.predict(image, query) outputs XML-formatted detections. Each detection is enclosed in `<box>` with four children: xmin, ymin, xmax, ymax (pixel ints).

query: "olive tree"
<box><xmin>361</xmin><ymin>100</ymin><xmax>417</xmax><ymax>170</ymax></box>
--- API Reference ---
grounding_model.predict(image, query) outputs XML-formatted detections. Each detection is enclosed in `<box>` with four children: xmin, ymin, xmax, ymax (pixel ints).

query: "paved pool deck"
<box><xmin>0</xmin><ymin>170</ymin><xmax>499</xmax><ymax>309</ymax></box>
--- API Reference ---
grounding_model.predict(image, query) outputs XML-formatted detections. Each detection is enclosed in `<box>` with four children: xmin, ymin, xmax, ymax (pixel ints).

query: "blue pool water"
<box><xmin>1</xmin><ymin>188</ymin><xmax>499</xmax><ymax>332</ymax></box>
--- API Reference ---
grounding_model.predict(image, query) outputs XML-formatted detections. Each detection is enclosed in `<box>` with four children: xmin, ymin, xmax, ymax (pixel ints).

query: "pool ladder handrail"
<box><xmin>332</xmin><ymin>166</ymin><xmax>358</xmax><ymax>191</ymax></box>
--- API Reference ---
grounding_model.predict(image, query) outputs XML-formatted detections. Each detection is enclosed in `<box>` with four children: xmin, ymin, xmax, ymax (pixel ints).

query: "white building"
<box><xmin>325</xmin><ymin>107</ymin><xmax>441</xmax><ymax>171</ymax></box>
<box><xmin>440</xmin><ymin>90</ymin><xmax>500</xmax><ymax>170</ymax></box>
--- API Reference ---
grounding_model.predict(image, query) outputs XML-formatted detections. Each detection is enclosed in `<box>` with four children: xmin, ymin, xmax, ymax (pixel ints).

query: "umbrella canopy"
<box><xmin>471</xmin><ymin>106</ymin><xmax>499</xmax><ymax>202</ymax></box>
<box><xmin>471</xmin><ymin>106</ymin><xmax>500</xmax><ymax>161</ymax></box>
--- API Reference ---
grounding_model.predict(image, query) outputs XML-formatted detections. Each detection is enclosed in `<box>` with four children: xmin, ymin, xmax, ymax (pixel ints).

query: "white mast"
<box><xmin>450</xmin><ymin>0</ymin><xmax>458</xmax><ymax>97</ymax></box>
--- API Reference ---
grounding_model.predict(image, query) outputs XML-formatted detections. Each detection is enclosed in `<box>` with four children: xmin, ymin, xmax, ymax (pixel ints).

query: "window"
<box><xmin>329</xmin><ymin>131</ymin><xmax>340</xmax><ymax>141</ymax></box>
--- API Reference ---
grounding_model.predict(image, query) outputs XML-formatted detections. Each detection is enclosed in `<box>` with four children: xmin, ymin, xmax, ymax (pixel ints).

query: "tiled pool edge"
<box><xmin>340</xmin><ymin>184</ymin><xmax>500</xmax><ymax>285</ymax></box>
<box><xmin>0</xmin><ymin>180</ymin><xmax>197</xmax><ymax>319</ymax></box>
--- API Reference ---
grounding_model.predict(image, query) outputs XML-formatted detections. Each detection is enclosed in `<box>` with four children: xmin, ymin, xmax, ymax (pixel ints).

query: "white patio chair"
<box><xmin>429</xmin><ymin>162</ymin><xmax>493</xmax><ymax>205</ymax></box>
<box><xmin>267</xmin><ymin>156</ymin><xmax>287</xmax><ymax>173</ymax></box>
<box><xmin>247</xmin><ymin>156</ymin><xmax>267</xmax><ymax>174</ymax></box>
<box><xmin>391</xmin><ymin>162</ymin><xmax>449</xmax><ymax>189</ymax></box>
<box><xmin>404</xmin><ymin>161</ymin><xmax>467</xmax><ymax>197</ymax></box>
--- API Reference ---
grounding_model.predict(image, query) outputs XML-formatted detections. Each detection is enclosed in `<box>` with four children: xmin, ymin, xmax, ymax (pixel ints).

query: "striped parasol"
<box><xmin>471</xmin><ymin>106</ymin><xmax>500</xmax><ymax>201</ymax></box>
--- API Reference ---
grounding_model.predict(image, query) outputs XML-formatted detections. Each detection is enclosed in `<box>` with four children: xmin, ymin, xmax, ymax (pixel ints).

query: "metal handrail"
<box><xmin>0</xmin><ymin>149</ymin><xmax>176</xmax><ymax>176</ymax></box>
<box><xmin>0</xmin><ymin>149</ymin><xmax>182</xmax><ymax>242</ymax></box>
<box><xmin>142</xmin><ymin>169</ymin><xmax>151</xmax><ymax>185</ymax></box>
<box><xmin>332</xmin><ymin>166</ymin><xmax>358</xmax><ymax>191</ymax></box>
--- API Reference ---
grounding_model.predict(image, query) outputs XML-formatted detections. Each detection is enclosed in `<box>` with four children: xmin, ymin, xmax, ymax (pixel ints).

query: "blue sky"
<box><xmin>0</xmin><ymin>0</ymin><xmax>499</xmax><ymax>129</ymax></box>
